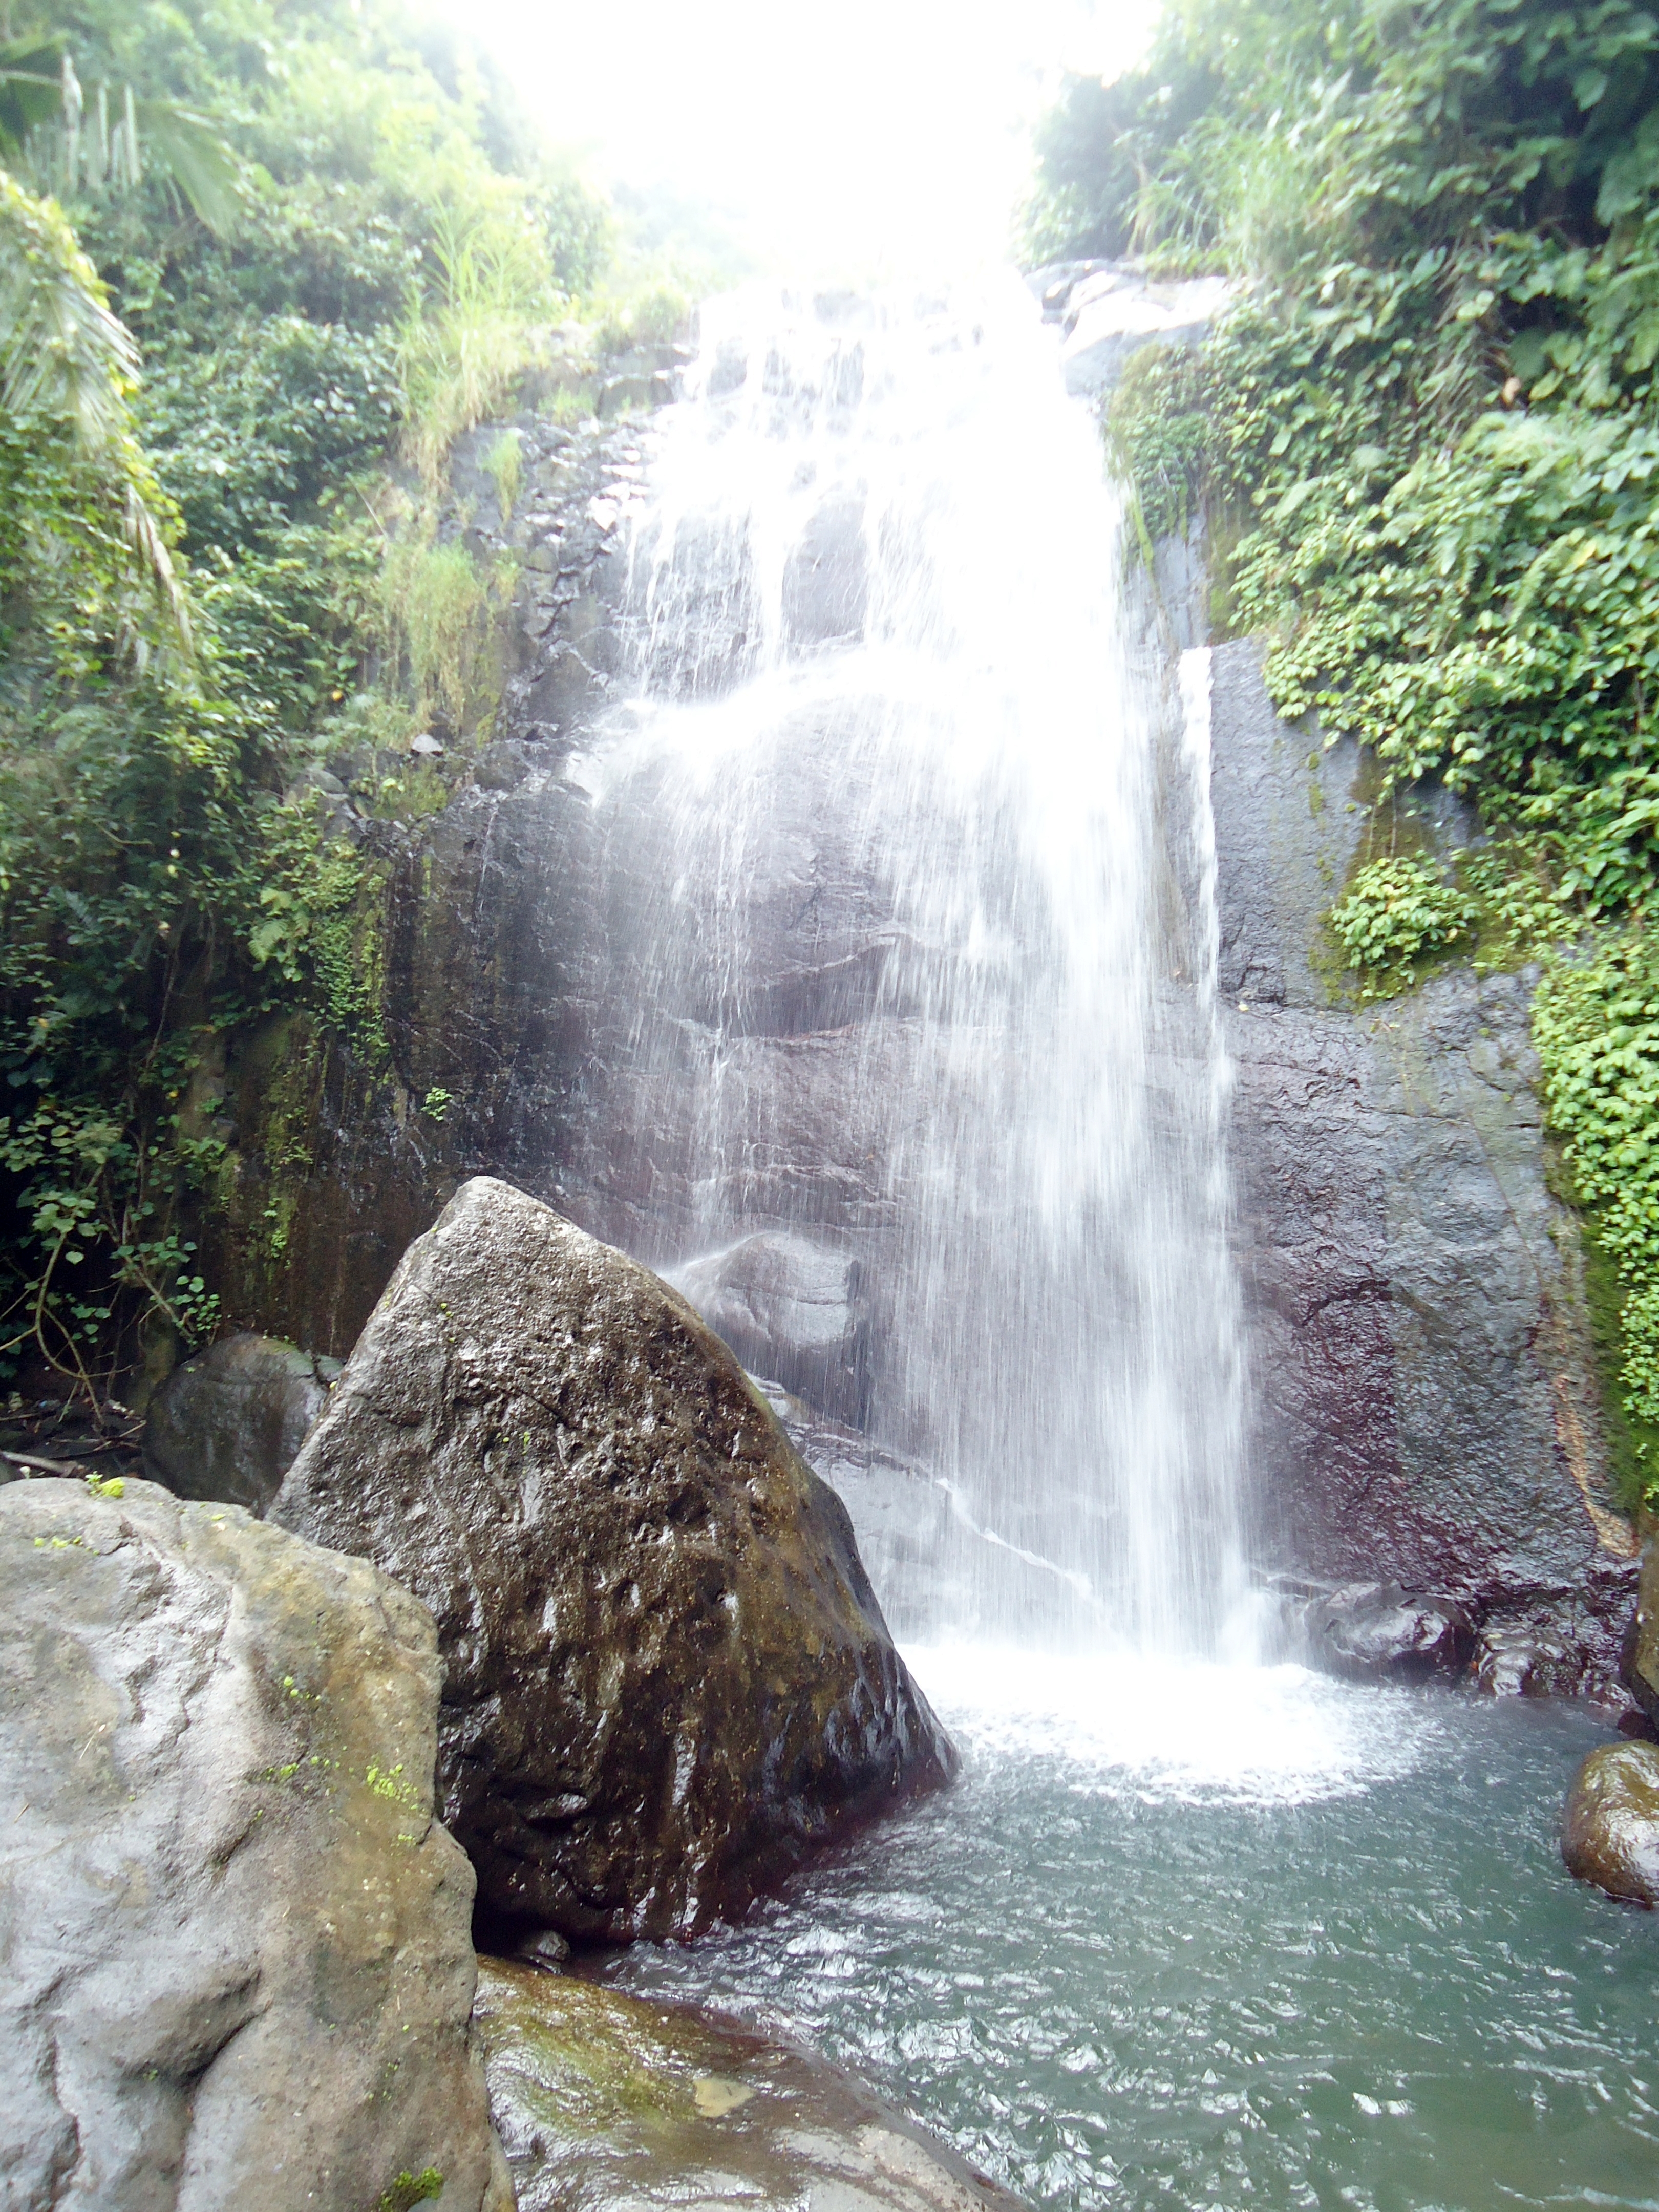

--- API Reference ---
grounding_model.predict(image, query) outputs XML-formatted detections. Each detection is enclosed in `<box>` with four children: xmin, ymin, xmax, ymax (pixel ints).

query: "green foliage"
<box><xmin>381</xmin><ymin>532</ymin><xmax>491</xmax><ymax>733</ymax></box>
<box><xmin>1328</xmin><ymin>855</ymin><xmax>1479</xmax><ymax>985</ymax></box>
<box><xmin>0</xmin><ymin>168</ymin><xmax>186</xmax><ymax>645</ymax></box>
<box><xmin>482</xmin><ymin>428</ymin><xmax>521</xmax><ymax>526</ymax></box>
<box><xmin>397</xmin><ymin>207</ymin><xmax>563</xmax><ymax>486</ymax></box>
<box><xmin>377</xmin><ymin>2172</ymin><xmax>443</xmax><ymax>2212</ymax></box>
<box><xmin>0</xmin><ymin>0</ymin><xmax>619</xmax><ymax>1400</ymax></box>
<box><xmin>1533</xmin><ymin>929</ymin><xmax>1659</xmax><ymax>1500</ymax></box>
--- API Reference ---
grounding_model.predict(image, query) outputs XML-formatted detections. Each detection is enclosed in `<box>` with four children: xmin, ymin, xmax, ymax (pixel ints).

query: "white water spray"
<box><xmin>578</xmin><ymin>278</ymin><xmax>1252</xmax><ymax>1659</ymax></box>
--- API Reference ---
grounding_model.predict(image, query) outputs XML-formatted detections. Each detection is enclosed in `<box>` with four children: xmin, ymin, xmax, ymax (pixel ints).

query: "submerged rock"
<box><xmin>473</xmin><ymin>1955</ymin><xmax>1026</xmax><ymax>2212</ymax></box>
<box><xmin>0</xmin><ymin>1476</ymin><xmax>508</xmax><ymax>2211</ymax></box>
<box><xmin>271</xmin><ymin>1176</ymin><xmax>955</xmax><ymax>1942</ymax></box>
<box><xmin>1301</xmin><ymin>1580</ymin><xmax>1475</xmax><ymax>1682</ymax></box>
<box><xmin>1561</xmin><ymin>1740</ymin><xmax>1659</xmax><ymax>1905</ymax></box>
<box><xmin>142</xmin><ymin>1330</ymin><xmax>338</xmax><ymax>1515</ymax></box>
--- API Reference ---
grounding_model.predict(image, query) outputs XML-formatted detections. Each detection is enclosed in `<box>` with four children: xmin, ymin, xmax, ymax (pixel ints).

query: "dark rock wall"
<box><xmin>1208</xmin><ymin>639</ymin><xmax>1636</xmax><ymax>1690</ymax></box>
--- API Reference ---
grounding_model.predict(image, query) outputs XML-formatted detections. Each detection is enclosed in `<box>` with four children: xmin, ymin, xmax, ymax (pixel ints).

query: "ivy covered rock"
<box><xmin>142</xmin><ymin>1331</ymin><xmax>339</xmax><ymax>1515</ymax></box>
<box><xmin>0</xmin><ymin>1476</ymin><xmax>509</xmax><ymax>2212</ymax></box>
<box><xmin>1561</xmin><ymin>1740</ymin><xmax>1659</xmax><ymax>1906</ymax></box>
<box><xmin>271</xmin><ymin>1176</ymin><xmax>955</xmax><ymax>1943</ymax></box>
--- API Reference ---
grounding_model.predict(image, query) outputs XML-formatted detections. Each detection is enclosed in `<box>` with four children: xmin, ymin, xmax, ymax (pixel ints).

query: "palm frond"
<box><xmin>0</xmin><ymin>169</ymin><xmax>190</xmax><ymax>653</ymax></box>
<box><xmin>0</xmin><ymin>168</ymin><xmax>134</xmax><ymax>441</ymax></box>
<box><xmin>132</xmin><ymin>98</ymin><xmax>241</xmax><ymax>239</ymax></box>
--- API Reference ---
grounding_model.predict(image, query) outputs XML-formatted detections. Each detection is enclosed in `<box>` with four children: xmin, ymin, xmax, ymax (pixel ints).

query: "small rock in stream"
<box><xmin>1562</xmin><ymin>1739</ymin><xmax>1659</xmax><ymax>1905</ymax></box>
<box><xmin>271</xmin><ymin>1176</ymin><xmax>955</xmax><ymax>1943</ymax></box>
<box><xmin>1300</xmin><ymin>1579</ymin><xmax>1475</xmax><ymax>1682</ymax></box>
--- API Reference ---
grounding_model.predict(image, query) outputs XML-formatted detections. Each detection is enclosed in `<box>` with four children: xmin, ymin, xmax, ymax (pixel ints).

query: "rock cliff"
<box><xmin>1205</xmin><ymin>638</ymin><xmax>1636</xmax><ymax>1694</ymax></box>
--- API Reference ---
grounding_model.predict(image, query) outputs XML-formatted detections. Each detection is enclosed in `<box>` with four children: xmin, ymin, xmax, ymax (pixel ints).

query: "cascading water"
<box><xmin>568</xmin><ymin>283</ymin><xmax>1657</xmax><ymax>2212</ymax></box>
<box><xmin>575</xmin><ymin>278</ymin><xmax>1250</xmax><ymax>1656</ymax></box>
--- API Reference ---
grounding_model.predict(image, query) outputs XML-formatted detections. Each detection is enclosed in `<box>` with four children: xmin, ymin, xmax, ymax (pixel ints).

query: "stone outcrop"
<box><xmin>1561</xmin><ymin>1740</ymin><xmax>1659</xmax><ymax>1904</ymax></box>
<box><xmin>1621</xmin><ymin>1538</ymin><xmax>1659</xmax><ymax>1725</ymax></box>
<box><xmin>271</xmin><ymin>1176</ymin><xmax>955</xmax><ymax>1943</ymax></box>
<box><xmin>1205</xmin><ymin>637</ymin><xmax>1638</xmax><ymax>1698</ymax></box>
<box><xmin>473</xmin><ymin>1956</ymin><xmax>1028</xmax><ymax>2212</ymax></box>
<box><xmin>1031</xmin><ymin>261</ymin><xmax>1236</xmax><ymax>397</ymax></box>
<box><xmin>0</xmin><ymin>1476</ymin><xmax>508</xmax><ymax>2212</ymax></box>
<box><xmin>142</xmin><ymin>1332</ymin><xmax>338</xmax><ymax>1515</ymax></box>
<box><xmin>1296</xmin><ymin>1580</ymin><xmax>1475</xmax><ymax>1682</ymax></box>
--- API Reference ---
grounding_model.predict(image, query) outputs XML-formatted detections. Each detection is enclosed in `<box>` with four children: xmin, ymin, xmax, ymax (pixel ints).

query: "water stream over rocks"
<box><xmin>573</xmin><ymin>279</ymin><xmax>1248</xmax><ymax>1654</ymax></box>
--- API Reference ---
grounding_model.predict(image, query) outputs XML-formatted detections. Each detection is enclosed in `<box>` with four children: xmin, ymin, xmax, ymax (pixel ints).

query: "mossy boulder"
<box><xmin>1561</xmin><ymin>1740</ymin><xmax>1659</xmax><ymax>1905</ymax></box>
<box><xmin>473</xmin><ymin>1956</ymin><xmax>1025</xmax><ymax>2212</ymax></box>
<box><xmin>271</xmin><ymin>1176</ymin><xmax>954</xmax><ymax>1942</ymax></box>
<box><xmin>0</xmin><ymin>1477</ymin><xmax>509</xmax><ymax>2210</ymax></box>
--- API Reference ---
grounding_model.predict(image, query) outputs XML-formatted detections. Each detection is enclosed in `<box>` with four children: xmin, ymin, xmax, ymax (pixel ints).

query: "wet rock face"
<box><xmin>1208</xmin><ymin>638</ymin><xmax>1636</xmax><ymax>1696</ymax></box>
<box><xmin>473</xmin><ymin>1956</ymin><xmax>1027</xmax><ymax>2212</ymax></box>
<box><xmin>142</xmin><ymin>1331</ymin><xmax>338</xmax><ymax>1515</ymax></box>
<box><xmin>271</xmin><ymin>1176</ymin><xmax>956</xmax><ymax>1943</ymax></box>
<box><xmin>0</xmin><ymin>1477</ymin><xmax>507</xmax><ymax>2212</ymax></box>
<box><xmin>1561</xmin><ymin>1740</ymin><xmax>1659</xmax><ymax>1904</ymax></box>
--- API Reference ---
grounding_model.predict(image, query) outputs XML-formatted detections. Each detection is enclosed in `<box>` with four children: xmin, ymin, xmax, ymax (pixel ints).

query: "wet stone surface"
<box><xmin>474</xmin><ymin>1955</ymin><xmax>1027</xmax><ymax>2212</ymax></box>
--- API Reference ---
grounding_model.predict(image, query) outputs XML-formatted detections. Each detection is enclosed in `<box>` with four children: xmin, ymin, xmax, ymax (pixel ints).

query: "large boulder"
<box><xmin>473</xmin><ymin>1956</ymin><xmax>1026</xmax><ymax>2212</ymax></box>
<box><xmin>143</xmin><ymin>1332</ymin><xmax>339</xmax><ymax>1515</ymax></box>
<box><xmin>0</xmin><ymin>1476</ymin><xmax>509</xmax><ymax>2212</ymax></box>
<box><xmin>1561</xmin><ymin>1740</ymin><xmax>1659</xmax><ymax>1905</ymax></box>
<box><xmin>271</xmin><ymin>1176</ymin><xmax>955</xmax><ymax>1943</ymax></box>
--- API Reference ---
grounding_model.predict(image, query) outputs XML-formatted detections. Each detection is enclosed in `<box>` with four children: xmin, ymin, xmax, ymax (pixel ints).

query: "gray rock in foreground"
<box><xmin>143</xmin><ymin>1330</ymin><xmax>338</xmax><ymax>1515</ymax></box>
<box><xmin>474</xmin><ymin>1955</ymin><xmax>1028</xmax><ymax>2212</ymax></box>
<box><xmin>1562</xmin><ymin>1740</ymin><xmax>1659</xmax><ymax>1905</ymax></box>
<box><xmin>0</xmin><ymin>1476</ymin><xmax>509</xmax><ymax>2212</ymax></box>
<box><xmin>271</xmin><ymin>1176</ymin><xmax>955</xmax><ymax>1943</ymax></box>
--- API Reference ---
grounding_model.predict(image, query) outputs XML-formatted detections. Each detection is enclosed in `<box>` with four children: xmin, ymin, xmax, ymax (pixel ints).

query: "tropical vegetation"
<box><xmin>0</xmin><ymin>0</ymin><xmax>657</xmax><ymax>1401</ymax></box>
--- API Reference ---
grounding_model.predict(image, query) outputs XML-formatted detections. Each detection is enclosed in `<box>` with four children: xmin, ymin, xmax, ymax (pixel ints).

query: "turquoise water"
<box><xmin>597</xmin><ymin>1654</ymin><xmax>1659</xmax><ymax>2212</ymax></box>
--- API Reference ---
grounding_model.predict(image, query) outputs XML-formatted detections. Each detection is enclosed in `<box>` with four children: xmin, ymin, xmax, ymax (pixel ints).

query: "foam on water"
<box><xmin>905</xmin><ymin>1644</ymin><xmax>1436</xmax><ymax>1805</ymax></box>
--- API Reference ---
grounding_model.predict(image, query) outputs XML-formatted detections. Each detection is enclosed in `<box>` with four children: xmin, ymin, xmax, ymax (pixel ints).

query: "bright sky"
<box><xmin>433</xmin><ymin>0</ymin><xmax>1155</xmax><ymax>279</ymax></box>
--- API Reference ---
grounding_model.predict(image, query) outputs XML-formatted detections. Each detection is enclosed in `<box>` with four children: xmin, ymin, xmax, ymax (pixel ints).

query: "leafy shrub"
<box><xmin>1328</xmin><ymin>856</ymin><xmax>1479</xmax><ymax>983</ymax></box>
<box><xmin>1534</xmin><ymin>932</ymin><xmax>1659</xmax><ymax>1499</ymax></box>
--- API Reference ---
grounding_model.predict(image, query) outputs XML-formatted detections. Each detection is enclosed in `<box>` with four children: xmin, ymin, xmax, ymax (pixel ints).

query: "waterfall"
<box><xmin>573</xmin><ymin>278</ymin><xmax>1251</xmax><ymax>1658</ymax></box>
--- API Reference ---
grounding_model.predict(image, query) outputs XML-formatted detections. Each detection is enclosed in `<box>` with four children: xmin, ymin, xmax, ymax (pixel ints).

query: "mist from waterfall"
<box><xmin>577</xmin><ymin>278</ymin><xmax>1252</xmax><ymax>1658</ymax></box>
